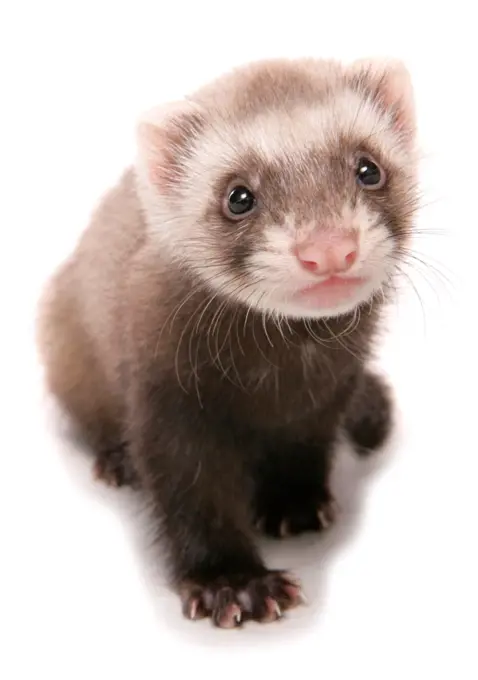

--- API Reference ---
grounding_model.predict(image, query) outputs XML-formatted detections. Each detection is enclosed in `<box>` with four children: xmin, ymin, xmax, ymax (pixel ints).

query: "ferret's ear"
<box><xmin>348</xmin><ymin>58</ymin><xmax>416</xmax><ymax>144</ymax></box>
<box><xmin>136</xmin><ymin>100</ymin><xmax>206</xmax><ymax>191</ymax></box>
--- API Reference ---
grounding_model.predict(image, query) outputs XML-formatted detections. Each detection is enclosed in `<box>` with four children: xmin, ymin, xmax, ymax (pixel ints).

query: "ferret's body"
<box><xmin>38</xmin><ymin>57</ymin><xmax>417</xmax><ymax>627</ymax></box>
<box><xmin>40</xmin><ymin>167</ymin><xmax>372</xmax><ymax>442</ymax></box>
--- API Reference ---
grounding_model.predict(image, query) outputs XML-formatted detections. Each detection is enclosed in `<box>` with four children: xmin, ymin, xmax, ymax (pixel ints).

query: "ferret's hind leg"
<box><xmin>93</xmin><ymin>442</ymin><xmax>140</xmax><ymax>489</ymax></box>
<box><xmin>343</xmin><ymin>370</ymin><xmax>393</xmax><ymax>455</ymax></box>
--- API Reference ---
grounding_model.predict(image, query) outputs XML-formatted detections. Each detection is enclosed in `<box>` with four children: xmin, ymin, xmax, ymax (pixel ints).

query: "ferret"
<box><xmin>37</xmin><ymin>57</ymin><xmax>419</xmax><ymax>628</ymax></box>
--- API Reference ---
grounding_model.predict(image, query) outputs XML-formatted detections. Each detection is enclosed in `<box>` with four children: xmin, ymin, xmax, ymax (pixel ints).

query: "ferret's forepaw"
<box><xmin>255</xmin><ymin>493</ymin><xmax>338</xmax><ymax>538</ymax></box>
<box><xmin>93</xmin><ymin>444</ymin><xmax>140</xmax><ymax>489</ymax></box>
<box><xmin>180</xmin><ymin>570</ymin><xmax>304</xmax><ymax>628</ymax></box>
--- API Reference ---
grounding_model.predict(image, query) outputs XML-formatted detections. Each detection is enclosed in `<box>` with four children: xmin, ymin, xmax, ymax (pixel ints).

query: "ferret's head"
<box><xmin>136</xmin><ymin>58</ymin><xmax>418</xmax><ymax>319</ymax></box>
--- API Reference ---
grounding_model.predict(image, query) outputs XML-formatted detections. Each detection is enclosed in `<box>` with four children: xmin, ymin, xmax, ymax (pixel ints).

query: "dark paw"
<box><xmin>255</xmin><ymin>492</ymin><xmax>337</xmax><ymax>538</ymax></box>
<box><xmin>93</xmin><ymin>444</ymin><xmax>140</xmax><ymax>488</ymax></box>
<box><xmin>180</xmin><ymin>570</ymin><xmax>304</xmax><ymax>628</ymax></box>
<box><xmin>344</xmin><ymin>371</ymin><xmax>393</xmax><ymax>455</ymax></box>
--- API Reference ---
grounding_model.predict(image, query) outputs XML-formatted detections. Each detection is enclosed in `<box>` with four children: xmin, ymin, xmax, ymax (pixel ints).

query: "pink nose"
<box><xmin>296</xmin><ymin>231</ymin><xmax>358</xmax><ymax>276</ymax></box>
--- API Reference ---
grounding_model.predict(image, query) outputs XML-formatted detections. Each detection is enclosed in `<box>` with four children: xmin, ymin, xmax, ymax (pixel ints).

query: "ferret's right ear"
<box><xmin>347</xmin><ymin>58</ymin><xmax>416</xmax><ymax>146</ymax></box>
<box><xmin>136</xmin><ymin>100</ymin><xmax>206</xmax><ymax>192</ymax></box>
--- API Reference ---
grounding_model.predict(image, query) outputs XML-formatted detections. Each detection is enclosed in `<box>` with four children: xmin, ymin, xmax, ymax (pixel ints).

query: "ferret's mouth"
<box><xmin>294</xmin><ymin>275</ymin><xmax>368</xmax><ymax>307</ymax></box>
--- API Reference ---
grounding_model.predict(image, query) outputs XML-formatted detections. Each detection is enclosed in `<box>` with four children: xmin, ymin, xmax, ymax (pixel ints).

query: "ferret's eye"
<box><xmin>223</xmin><ymin>185</ymin><xmax>256</xmax><ymax>220</ymax></box>
<box><xmin>356</xmin><ymin>156</ymin><xmax>386</xmax><ymax>190</ymax></box>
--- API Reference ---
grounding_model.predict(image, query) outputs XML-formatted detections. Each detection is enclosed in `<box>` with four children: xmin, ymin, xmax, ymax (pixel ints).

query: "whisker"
<box><xmin>390</xmin><ymin>263</ymin><xmax>428</xmax><ymax>334</ymax></box>
<box><xmin>208</xmin><ymin>279</ymin><xmax>265</xmax><ymax>387</ymax></box>
<box><xmin>261</xmin><ymin>311</ymin><xmax>274</xmax><ymax>348</ymax></box>
<box><xmin>322</xmin><ymin>318</ymin><xmax>362</xmax><ymax>362</ymax></box>
<box><xmin>172</xmin><ymin>297</ymin><xmax>210</xmax><ymax>395</ymax></box>
<box><xmin>399</xmin><ymin>249</ymin><xmax>455</xmax><ymax>289</ymax></box>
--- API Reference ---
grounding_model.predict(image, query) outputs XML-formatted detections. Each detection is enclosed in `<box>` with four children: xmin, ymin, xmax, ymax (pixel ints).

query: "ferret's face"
<box><xmin>138</xmin><ymin>59</ymin><xmax>418</xmax><ymax>319</ymax></box>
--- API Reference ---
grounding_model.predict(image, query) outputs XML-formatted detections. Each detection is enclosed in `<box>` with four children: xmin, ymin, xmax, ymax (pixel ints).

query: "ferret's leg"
<box><xmin>93</xmin><ymin>442</ymin><xmax>140</xmax><ymax>489</ymax></box>
<box><xmin>253</xmin><ymin>439</ymin><xmax>336</xmax><ymax>538</ymax></box>
<box><xmin>343</xmin><ymin>371</ymin><xmax>393</xmax><ymax>455</ymax></box>
<box><xmin>129</xmin><ymin>384</ymin><xmax>303</xmax><ymax>628</ymax></box>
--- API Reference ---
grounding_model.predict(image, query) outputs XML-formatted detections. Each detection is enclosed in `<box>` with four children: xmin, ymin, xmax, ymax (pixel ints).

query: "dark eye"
<box><xmin>223</xmin><ymin>185</ymin><xmax>256</xmax><ymax>220</ymax></box>
<box><xmin>356</xmin><ymin>156</ymin><xmax>386</xmax><ymax>190</ymax></box>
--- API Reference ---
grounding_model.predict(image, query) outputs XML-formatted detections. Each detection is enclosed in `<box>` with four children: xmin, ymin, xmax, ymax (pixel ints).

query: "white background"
<box><xmin>1</xmin><ymin>2</ymin><xmax>477</xmax><ymax>678</ymax></box>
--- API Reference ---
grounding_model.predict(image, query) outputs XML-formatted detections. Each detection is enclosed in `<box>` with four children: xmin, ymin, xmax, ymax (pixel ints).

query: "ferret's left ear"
<box><xmin>348</xmin><ymin>58</ymin><xmax>416</xmax><ymax>144</ymax></box>
<box><xmin>136</xmin><ymin>99</ymin><xmax>206</xmax><ymax>192</ymax></box>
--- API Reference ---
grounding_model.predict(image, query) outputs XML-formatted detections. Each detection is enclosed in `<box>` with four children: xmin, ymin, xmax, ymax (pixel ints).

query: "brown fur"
<box><xmin>37</xmin><ymin>57</ymin><xmax>419</xmax><ymax>628</ymax></box>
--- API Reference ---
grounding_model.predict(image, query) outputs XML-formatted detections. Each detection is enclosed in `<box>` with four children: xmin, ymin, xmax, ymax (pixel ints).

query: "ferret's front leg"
<box><xmin>129</xmin><ymin>384</ymin><xmax>303</xmax><ymax>628</ymax></box>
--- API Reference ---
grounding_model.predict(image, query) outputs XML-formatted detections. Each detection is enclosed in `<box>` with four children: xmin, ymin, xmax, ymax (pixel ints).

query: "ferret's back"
<box><xmin>36</xmin><ymin>168</ymin><xmax>147</xmax><ymax>449</ymax></box>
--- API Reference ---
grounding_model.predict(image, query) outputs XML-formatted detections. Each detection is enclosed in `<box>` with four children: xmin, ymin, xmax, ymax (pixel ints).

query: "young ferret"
<box><xmin>37</xmin><ymin>57</ymin><xmax>419</xmax><ymax>628</ymax></box>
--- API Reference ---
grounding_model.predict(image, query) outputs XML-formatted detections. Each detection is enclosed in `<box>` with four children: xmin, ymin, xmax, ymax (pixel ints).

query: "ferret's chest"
<box><xmin>195</xmin><ymin>339</ymin><xmax>359</xmax><ymax>430</ymax></box>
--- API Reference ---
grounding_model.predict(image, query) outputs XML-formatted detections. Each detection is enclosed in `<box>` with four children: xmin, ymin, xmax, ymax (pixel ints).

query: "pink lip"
<box><xmin>296</xmin><ymin>275</ymin><xmax>367</xmax><ymax>306</ymax></box>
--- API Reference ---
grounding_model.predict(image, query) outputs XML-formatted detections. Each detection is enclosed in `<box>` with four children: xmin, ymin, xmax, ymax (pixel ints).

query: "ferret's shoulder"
<box><xmin>68</xmin><ymin>167</ymin><xmax>148</xmax><ymax>293</ymax></box>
